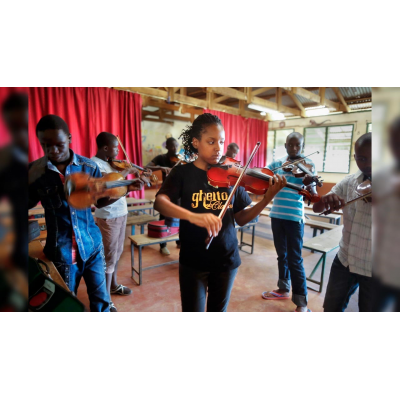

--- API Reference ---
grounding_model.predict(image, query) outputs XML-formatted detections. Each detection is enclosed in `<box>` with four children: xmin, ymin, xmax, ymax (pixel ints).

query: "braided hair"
<box><xmin>179</xmin><ymin>113</ymin><xmax>223</xmax><ymax>159</ymax></box>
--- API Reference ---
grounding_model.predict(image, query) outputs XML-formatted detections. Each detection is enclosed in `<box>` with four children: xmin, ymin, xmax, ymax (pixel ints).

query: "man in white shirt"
<box><xmin>313</xmin><ymin>133</ymin><xmax>372</xmax><ymax>311</ymax></box>
<box><xmin>92</xmin><ymin>132</ymin><xmax>144</xmax><ymax>311</ymax></box>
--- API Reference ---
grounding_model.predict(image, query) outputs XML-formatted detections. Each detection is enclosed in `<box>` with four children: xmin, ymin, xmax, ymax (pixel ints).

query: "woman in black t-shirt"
<box><xmin>154</xmin><ymin>113</ymin><xmax>286</xmax><ymax>312</ymax></box>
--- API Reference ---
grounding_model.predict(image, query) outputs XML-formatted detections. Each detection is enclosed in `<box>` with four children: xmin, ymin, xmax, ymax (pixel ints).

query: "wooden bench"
<box><xmin>127</xmin><ymin>204</ymin><xmax>155</xmax><ymax>216</ymax></box>
<box><xmin>29</xmin><ymin>207</ymin><xmax>45</xmax><ymax>217</ymax></box>
<box><xmin>236</xmin><ymin>221</ymin><xmax>258</xmax><ymax>254</ymax></box>
<box><xmin>128</xmin><ymin>233</ymin><xmax>180</xmax><ymax>285</ymax></box>
<box><xmin>261</xmin><ymin>202</ymin><xmax>342</xmax><ymax>225</ymax></box>
<box><xmin>126</xmin><ymin>214</ymin><xmax>158</xmax><ymax>235</ymax></box>
<box><xmin>259</xmin><ymin>209</ymin><xmax>337</xmax><ymax>238</ymax></box>
<box><xmin>30</xmin><ymin>230</ymin><xmax>48</xmax><ymax>242</ymax></box>
<box><xmin>126</xmin><ymin>198</ymin><xmax>153</xmax><ymax>206</ymax></box>
<box><xmin>303</xmin><ymin>228</ymin><xmax>342</xmax><ymax>292</ymax></box>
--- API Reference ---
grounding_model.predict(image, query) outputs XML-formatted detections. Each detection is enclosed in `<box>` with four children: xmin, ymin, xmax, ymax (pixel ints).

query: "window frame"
<box><xmin>267</xmin><ymin>128</ymin><xmax>294</xmax><ymax>163</ymax></box>
<box><xmin>304</xmin><ymin>124</ymin><xmax>354</xmax><ymax>174</ymax></box>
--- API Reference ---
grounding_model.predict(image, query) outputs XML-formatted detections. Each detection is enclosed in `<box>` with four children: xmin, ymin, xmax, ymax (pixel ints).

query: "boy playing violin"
<box><xmin>91</xmin><ymin>132</ymin><xmax>144</xmax><ymax>311</ymax></box>
<box><xmin>262</xmin><ymin>132</ymin><xmax>318</xmax><ymax>312</ymax></box>
<box><xmin>28</xmin><ymin>116</ymin><xmax>143</xmax><ymax>312</ymax></box>
<box><xmin>313</xmin><ymin>132</ymin><xmax>372</xmax><ymax>312</ymax></box>
<box><xmin>146</xmin><ymin>137</ymin><xmax>181</xmax><ymax>255</ymax></box>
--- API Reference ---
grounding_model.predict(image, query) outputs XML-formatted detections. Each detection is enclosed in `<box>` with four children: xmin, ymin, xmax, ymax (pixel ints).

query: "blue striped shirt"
<box><xmin>267</xmin><ymin>156</ymin><xmax>316</xmax><ymax>223</ymax></box>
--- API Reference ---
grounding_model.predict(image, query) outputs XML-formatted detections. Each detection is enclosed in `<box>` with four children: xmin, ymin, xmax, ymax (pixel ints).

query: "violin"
<box><xmin>113</xmin><ymin>135</ymin><xmax>155</xmax><ymax>187</ymax></box>
<box><xmin>205</xmin><ymin>142</ymin><xmax>262</xmax><ymax>249</ymax></box>
<box><xmin>207</xmin><ymin>157</ymin><xmax>321</xmax><ymax>205</ymax></box>
<box><xmin>108</xmin><ymin>158</ymin><xmax>155</xmax><ymax>187</ymax></box>
<box><xmin>64</xmin><ymin>172</ymin><xmax>144</xmax><ymax>210</ymax></box>
<box><xmin>319</xmin><ymin>179</ymin><xmax>372</xmax><ymax>215</ymax></box>
<box><xmin>280</xmin><ymin>152</ymin><xmax>323</xmax><ymax>188</ymax></box>
<box><xmin>170</xmin><ymin>154</ymin><xmax>187</xmax><ymax>167</ymax></box>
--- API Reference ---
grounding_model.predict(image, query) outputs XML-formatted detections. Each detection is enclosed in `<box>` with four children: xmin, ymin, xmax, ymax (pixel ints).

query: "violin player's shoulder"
<box><xmin>74</xmin><ymin>154</ymin><xmax>99</xmax><ymax>170</ymax></box>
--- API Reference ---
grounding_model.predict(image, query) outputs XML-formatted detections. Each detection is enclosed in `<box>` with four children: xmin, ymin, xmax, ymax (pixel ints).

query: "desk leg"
<box><xmin>250</xmin><ymin>225</ymin><xmax>255</xmax><ymax>254</ymax></box>
<box><xmin>131</xmin><ymin>242</ymin><xmax>135</xmax><ymax>279</ymax></box>
<box><xmin>140</xmin><ymin>224</ymin><xmax>145</xmax><ymax>234</ymax></box>
<box><xmin>131</xmin><ymin>225</ymin><xmax>135</xmax><ymax>235</ymax></box>
<box><xmin>320</xmin><ymin>254</ymin><xmax>326</xmax><ymax>293</ymax></box>
<box><xmin>139</xmin><ymin>246</ymin><xmax>143</xmax><ymax>286</ymax></box>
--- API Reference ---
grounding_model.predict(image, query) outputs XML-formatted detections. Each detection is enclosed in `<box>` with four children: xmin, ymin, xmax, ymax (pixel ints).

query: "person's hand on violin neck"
<box><xmin>302</xmin><ymin>175</ymin><xmax>315</xmax><ymax>186</ymax></box>
<box><xmin>120</xmin><ymin>166</ymin><xmax>140</xmax><ymax>178</ymax></box>
<box><xmin>313</xmin><ymin>193</ymin><xmax>345</xmax><ymax>214</ymax></box>
<box><xmin>127</xmin><ymin>179</ymin><xmax>145</xmax><ymax>192</ymax></box>
<box><xmin>235</xmin><ymin>174</ymin><xmax>287</xmax><ymax>227</ymax></box>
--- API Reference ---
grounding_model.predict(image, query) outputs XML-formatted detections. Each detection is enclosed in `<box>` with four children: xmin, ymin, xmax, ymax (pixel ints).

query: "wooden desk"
<box><xmin>28</xmin><ymin>241</ymin><xmax>69</xmax><ymax>292</ymax></box>
<box><xmin>126</xmin><ymin>198</ymin><xmax>153</xmax><ymax>205</ymax></box>
<box><xmin>129</xmin><ymin>234</ymin><xmax>180</xmax><ymax>285</ymax></box>
<box><xmin>303</xmin><ymin>228</ymin><xmax>342</xmax><ymax>292</ymax></box>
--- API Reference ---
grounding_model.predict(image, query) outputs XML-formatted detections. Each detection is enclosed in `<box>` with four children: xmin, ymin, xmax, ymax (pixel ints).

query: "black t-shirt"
<box><xmin>151</xmin><ymin>153</ymin><xmax>175</xmax><ymax>181</ymax></box>
<box><xmin>156</xmin><ymin>163</ymin><xmax>252</xmax><ymax>272</ymax></box>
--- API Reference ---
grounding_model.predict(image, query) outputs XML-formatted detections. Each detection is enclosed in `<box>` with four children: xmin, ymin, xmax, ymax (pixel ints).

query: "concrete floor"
<box><xmin>77</xmin><ymin>191</ymin><xmax>359</xmax><ymax>312</ymax></box>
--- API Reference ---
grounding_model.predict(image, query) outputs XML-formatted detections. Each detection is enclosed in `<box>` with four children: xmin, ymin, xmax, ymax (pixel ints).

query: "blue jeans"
<box><xmin>324</xmin><ymin>255</ymin><xmax>372</xmax><ymax>312</ymax></box>
<box><xmin>54</xmin><ymin>246</ymin><xmax>110</xmax><ymax>312</ymax></box>
<box><xmin>179</xmin><ymin>264</ymin><xmax>238</xmax><ymax>312</ymax></box>
<box><xmin>271</xmin><ymin>217</ymin><xmax>307</xmax><ymax>307</ymax></box>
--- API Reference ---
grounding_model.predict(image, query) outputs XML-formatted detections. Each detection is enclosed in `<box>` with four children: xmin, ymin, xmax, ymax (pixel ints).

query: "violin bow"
<box><xmin>205</xmin><ymin>141</ymin><xmax>261</xmax><ymax>250</ymax></box>
<box><xmin>115</xmin><ymin>135</ymin><xmax>151</xmax><ymax>187</ymax></box>
<box><xmin>270</xmin><ymin>151</ymin><xmax>320</xmax><ymax>172</ymax></box>
<box><xmin>319</xmin><ymin>191</ymin><xmax>372</xmax><ymax>215</ymax></box>
<box><xmin>115</xmin><ymin>135</ymin><xmax>146</xmax><ymax>172</ymax></box>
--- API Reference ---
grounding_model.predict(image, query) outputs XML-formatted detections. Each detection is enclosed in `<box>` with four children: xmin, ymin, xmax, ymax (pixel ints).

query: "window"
<box><xmin>304</xmin><ymin>125</ymin><xmax>354</xmax><ymax>173</ymax></box>
<box><xmin>267</xmin><ymin>130</ymin><xmax>275</xmax><ymax>165</ymax></box>
<box><xmin>367</xmin><ymin>122</ymin><xmax>372</xmax><ymax>133</ymax></box>
<box><xmin>266</xmin><ymin>129</ymin><xmax>294</xmax><ymax>165</ymax></box>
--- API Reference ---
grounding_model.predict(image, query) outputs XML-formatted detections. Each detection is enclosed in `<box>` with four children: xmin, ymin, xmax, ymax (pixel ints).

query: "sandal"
<box><xmin>262</xmin><ymin>291</ymin><xmax>290</xmax><ymax>300</ymax></box>
<box><xmin>110</xmin><ymin>302</ymin><xmax>118</xmax><ymax>312</ymax></box>
<box><xmin>111</xmin><ymin>284</ymin><xmax>132</xmax><ymax>296</ymax></box>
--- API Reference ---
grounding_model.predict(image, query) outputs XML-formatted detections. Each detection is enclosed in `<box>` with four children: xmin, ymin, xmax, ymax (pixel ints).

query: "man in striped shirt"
<box><xmin>262</xmin><ymin>132</ymin><xmax>317</xmax><ymax>312</ymax></box>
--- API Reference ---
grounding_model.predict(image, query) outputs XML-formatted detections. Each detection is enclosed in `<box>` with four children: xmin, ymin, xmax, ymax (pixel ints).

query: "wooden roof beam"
<box><xmin>252</xmin><ymin>87</ymin><xmax>274</xmax><ymax>96</ymax></box>
<box><xmin>284</xmin><ymin>89</ymin><xmax>306</xmax><ymax>117</ymax></box>
<box><xmin>332</xmin><ymin>87</ymin><xmax>351</xmax><ymax>112</ymax></box>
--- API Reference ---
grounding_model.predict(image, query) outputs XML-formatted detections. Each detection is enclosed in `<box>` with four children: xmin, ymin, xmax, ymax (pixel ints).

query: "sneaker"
<box><xmin>160</xmin><ymin>247</ymin><xmax>170</xmax><ymax>255</ymax></box>
<box><xmin>110</xmin><ymin>284</ymin><xmax>132</xmax><ymax>296</ymax></box>
<box><xmin>110</xmin><ymin>302</ymin><xmax>118</xmax><ymax>312</ymax></box>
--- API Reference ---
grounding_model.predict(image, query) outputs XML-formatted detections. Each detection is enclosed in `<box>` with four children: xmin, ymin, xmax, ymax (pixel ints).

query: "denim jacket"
<box><xmin>28</xmin><ymin>150</ymin><xmax>103</xmax><ymax>264</ymax></box>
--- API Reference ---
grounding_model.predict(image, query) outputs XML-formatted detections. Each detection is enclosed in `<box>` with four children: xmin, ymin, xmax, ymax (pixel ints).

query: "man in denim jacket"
<box><xmin>29</xmin><ymin>115</ymin><xmax>143</xmax><ymax>312</ymax></box>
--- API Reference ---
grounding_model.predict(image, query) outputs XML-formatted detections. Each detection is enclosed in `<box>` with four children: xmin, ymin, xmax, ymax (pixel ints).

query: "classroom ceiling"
<box><xmin>113</xmin><ymin>87</ymin><xmax>372</xmax><ymax>124</ymax></box>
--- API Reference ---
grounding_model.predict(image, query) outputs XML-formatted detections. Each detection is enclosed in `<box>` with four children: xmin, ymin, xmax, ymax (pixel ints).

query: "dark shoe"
<box><xmin>110</xmin><ymin>302</ymin><xmax>118</xmax><ymax>312</ymax></box>
<box><xmin>111</xmin><ymin>284</ymin><xmax>133</xmax><ymax>296</ymax></box>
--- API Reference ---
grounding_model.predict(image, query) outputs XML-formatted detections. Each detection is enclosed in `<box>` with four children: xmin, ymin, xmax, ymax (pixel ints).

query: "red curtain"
<box><xmin>246</xmin><ymin>118</ymin><xmax>268</xmax><ymax>168</ymax></box>
<box><xmin>204</xmin><ymin>109</ymin><xmax>268</xmax><ymax>167</ymax></box>
<box><xmin>204</xmin><ymin>109</ymin><xmax>248</xmax><ymax>162</ymax></box>
<box><xmin>28</xmin><ymin>87</ymin><xmax>144</xmax><ymax>197</ymax></box>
